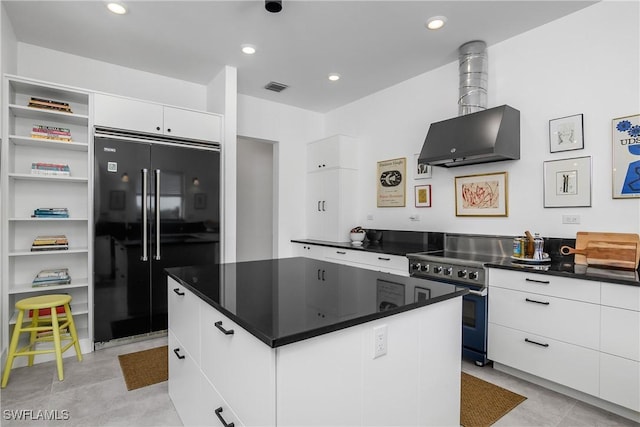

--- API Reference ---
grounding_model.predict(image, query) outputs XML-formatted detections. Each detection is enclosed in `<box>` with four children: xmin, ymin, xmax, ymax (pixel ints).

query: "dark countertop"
<box><xmin>292</xmin><ymin>236</ymin><xmax>640</xmax><ymax>287</ymax></box>
<box><xmin>166</xmin><ymin>257</ymin><xmax>467</xmax><ymax>348</ymax></box>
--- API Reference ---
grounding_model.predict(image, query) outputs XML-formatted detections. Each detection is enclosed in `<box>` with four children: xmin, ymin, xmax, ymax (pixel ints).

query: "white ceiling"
<box><xmin>4</xmin><ymin>0</ymin><xmax>597</xmax><ymax>113</ymax></box>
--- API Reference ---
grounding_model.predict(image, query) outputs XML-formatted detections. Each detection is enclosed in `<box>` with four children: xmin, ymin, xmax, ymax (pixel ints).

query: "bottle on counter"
<box><xmin>533</xmin><ymin>233</ymin><xmax>545</xmax><ymax>260</ymax></box>
<box><xmin>513</xmin><ymin>237</ymin><xmax>524</xmax><ymax>258</ymax></box>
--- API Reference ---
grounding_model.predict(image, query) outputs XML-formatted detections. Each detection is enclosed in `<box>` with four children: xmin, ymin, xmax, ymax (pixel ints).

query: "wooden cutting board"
<box><xmin>574</xmin><ymin>232</ymin><xmax>640</xmax><ymax>267</ymax></box>
<box><xmin>561</xmin><ymin>241</ymin><xmax>638</xmax><ymax>269</ymax></box>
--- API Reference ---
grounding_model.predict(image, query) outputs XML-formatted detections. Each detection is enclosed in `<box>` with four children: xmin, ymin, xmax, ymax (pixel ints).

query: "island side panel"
<box><xmin>276</xmin><ymin>296</ymin><xmax>463</xmax><ymax>426</ymax></box>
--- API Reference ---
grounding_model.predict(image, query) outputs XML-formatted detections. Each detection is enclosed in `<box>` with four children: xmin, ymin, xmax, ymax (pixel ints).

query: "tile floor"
<box><xmin>1</xmin><ymin>336</ymin><xmax>638</xmax><ymax>426</ymax></box>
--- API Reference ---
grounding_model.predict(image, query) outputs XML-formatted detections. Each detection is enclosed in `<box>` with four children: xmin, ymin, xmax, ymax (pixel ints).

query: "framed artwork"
<box><xmin>414</xmin><ymin>286</ymin><xmax>431</xmax><ymax>303</ymax></box>
<box><xmin>455</xmin><ymin>172</ymin><xmax>508</xmax><ymax>217</ymax></box>
<box><xmin>549</xmin><ymin>114</ymin><xmax>584</xmax><ymax>153</ymax></box>
<box><xmin>543</xmin><ymin>156</ymin><xmax>592</xmax><ymax>207</ymax></box>
<box><xmin>413</xmin><ymin>153</ymin><xmax>432</xmax><ymax>179</ymax></box>
<box><xmin>377</xmin><ymin>157</ymin><xmax>406</xmax><ymax>207</ymax></box>
<box><xmin>612</xmin><ymin>114</ymin><xmax>640</xmax><ymax>198</ymax></box>
<box><xmin>414</xmin><ymin>184</ymin><xmax>432</xmax><ymax>208</ymax></box>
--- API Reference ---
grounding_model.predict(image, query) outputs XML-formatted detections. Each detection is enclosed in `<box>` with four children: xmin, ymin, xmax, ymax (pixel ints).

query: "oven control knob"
<box><xmin>458</xmin><ymin>269</ymin><xmax>467</xmax><ymax>278</ymax></box>
<box><xmin>433</xmin><ymin>266</ymin><xmax>442</xmax><ymax>274</ymax></box>
<box><xmin>444</xmin><ymin>267</ymin><xmax>452</xmax><ymax>276</ymax></box>
<box><xmin>468</xmin><ymin>271</ymin><xmax>479</xmax><ymax>280</ymax></box>
<box><xmin>411</xmin><ymin>263</ymin><xmax>421</xmax><ymax>271</ymax></box>
<box><xmin>420</xmin><ymin>264</ymin><xmax>430</xmax><ymax>272</ymax></box>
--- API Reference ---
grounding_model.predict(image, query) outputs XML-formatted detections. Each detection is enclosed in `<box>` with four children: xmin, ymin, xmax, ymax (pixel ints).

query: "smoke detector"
<box><xmin>264</xmin><ymin>81</ymin><xmax>288</xmax><ymax>92</ymax></box>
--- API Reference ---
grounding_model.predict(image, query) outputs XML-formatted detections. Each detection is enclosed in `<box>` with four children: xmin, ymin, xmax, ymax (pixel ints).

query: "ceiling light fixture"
<box><xmin>426</xmin><ymin>16</ymin><xmax>447</xmax><ymax>30</ymax></box>
<box><xmin>107</xmin><ymin>2</ymin><xmax>127</xmax><ymax>15</ymax></box>
<box><xmin>265</xmin><ymin>0</ymin><xmax>282</xmax><ymax>13</ymax></box>
<box><xmin>241</xmin><ymin>44</ymin><xmax>256</xmax><ymax>55</ymax></box>
<box><xmin>328</xmin><ymin>73</ymin><xmax>341</xmax><ymax>82</ymax></box>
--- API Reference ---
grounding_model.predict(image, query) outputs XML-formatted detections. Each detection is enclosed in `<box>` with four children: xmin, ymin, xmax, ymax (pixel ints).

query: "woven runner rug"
<box><xmin>461</xmin><ymin>372</ymin><xmax>527</xmax><ymax>427</ymax></box>
<box><xmin>118</xmin><ymin>345</ymin><xmax>168</xmax><ymax>391</ymax></box>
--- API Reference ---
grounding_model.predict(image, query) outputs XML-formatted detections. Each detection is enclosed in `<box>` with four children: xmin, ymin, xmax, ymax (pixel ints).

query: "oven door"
<box><xmin>461</xmin><ymin>287</ymin><xmax>488</xmax><ymax>365</ymax></box>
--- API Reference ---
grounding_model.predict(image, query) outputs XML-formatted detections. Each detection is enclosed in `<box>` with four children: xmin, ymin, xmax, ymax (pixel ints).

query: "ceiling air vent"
<box><xmin>264</xmin><ymin>81</ymin><xmax>288</xmax><ymax>92</ymax></box>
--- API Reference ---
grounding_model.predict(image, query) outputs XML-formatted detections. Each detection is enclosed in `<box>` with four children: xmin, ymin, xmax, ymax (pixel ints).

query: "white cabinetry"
<box><xmin>306</xmin><ymin>135</ymin><xmax>358</xmax><ymax>242</ymax></box>
<box><xmin>488</xmin><ymin>269</ymin><xmax>600</xmax><ymax>396</ymax></box>
<box><xmin>1</xmin><ymin>76</ymin><xmax>93</xmax><ymax>359</ymax></box>
<box><xmin>94</xmin><ymin>93</ymin><xmax>221</xmax><ymax>142</ymax></box>
<box><xmin>599</xmin><ymin>283</ymin><xmax>640</xmax><ymax>412</ymax></box>
<box><xmin>488</xmin><ymin>267</ymin><xmax>640</xmax><ymax>418</ymax></box>
<box><xmin>168</xmin><ymin>278</ymin><xmax>462</xmax><ymax>426</ymax></box>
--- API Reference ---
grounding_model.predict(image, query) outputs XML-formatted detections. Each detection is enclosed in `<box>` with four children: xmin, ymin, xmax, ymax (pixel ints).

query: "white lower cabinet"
<box><xmin>169</xmin><ymin>279</ymin><xmax>462</xmax><ymax>426</ymax></box>
<box><xmin>488</xmin><ymin>268</ymin><xmax>640</xmax><ymax>417</ymax></box>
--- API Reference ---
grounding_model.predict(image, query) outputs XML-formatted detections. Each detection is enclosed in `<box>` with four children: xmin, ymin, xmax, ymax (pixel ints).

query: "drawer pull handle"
<box><xmin>215</xmin><ymin>321</ymin><xmax>234</xmax><ymax>335</ymax></box>
<box><xmin>321</xmin><ymin>269</ymin><xmax>325</xmax><ymax>281</ymax></box>
<box><xmin>215</xmin><ymin>407</ymin><xmax>235</xmax><ymax>427</ymax></box>
<box><xmin>525</xmin><ymin>278</ymin><xmax>550</xmax><ymax>284</ymax></box>
<box><xmin>525</xmin><ymin>298</ymin><xmax>550</xmax><ymax>305</ymax></box>
<box><xmin>173</xmin><ymin>348</ymin><xmax>185</xmax><ymax>359</ymax></box>
<box><xmin>173</xmin><ymin>288</ymin><xmax>185</xmax><ymax>296</ymax></box>
<box><xmin>525</xmin><ymin>338</ymin><xmax>549</xmax><ymax>348</ymax></box>
<box><xmin>336</xmin><ymin>251</ymin><xmax>347</xmax><ymax>255</ymax></box>
<box><xmin>378</xmin><ymin>257</ymin><xmax>391</xmax><ymax>261</ymax></box>
<box><xmin>317</xmin><ymin>269</ymin><xmax>321</xmax><ymax>280</ymax></box>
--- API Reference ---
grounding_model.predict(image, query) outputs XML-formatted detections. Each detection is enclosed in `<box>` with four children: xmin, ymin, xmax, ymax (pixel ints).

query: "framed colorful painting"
<box><xmin>612</xmin><ymin>114</ymin><xmax>640</xmax><ymax>198</ymax></box>
<box><xmin>414</xmin><ymin>184</ymin><xmax>432</xmax><ymax>207</ymax></box>
<box><xmin>454</xmin><ymin>172</ymin><xmax>508</xmax><ymax>217</ymax></box>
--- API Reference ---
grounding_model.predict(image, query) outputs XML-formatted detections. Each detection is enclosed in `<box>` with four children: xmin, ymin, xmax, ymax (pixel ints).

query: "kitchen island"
<box><xmin>166</xmin><ymin>257</ymin><xmax>467</xmax><ymax>427</ymax></box>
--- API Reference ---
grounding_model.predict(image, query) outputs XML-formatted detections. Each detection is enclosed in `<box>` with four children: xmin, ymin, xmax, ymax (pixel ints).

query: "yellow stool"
<box><xmin>1</xmin><ymin>294</ymin><xmax>82</xmax><ymax>388</ymax></box>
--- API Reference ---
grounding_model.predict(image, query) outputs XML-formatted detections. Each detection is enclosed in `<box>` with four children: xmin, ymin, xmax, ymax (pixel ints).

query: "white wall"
<box><xmin>16</xmin><ymin>43</ymin><xmax>207</xmax><ymax>110</ymax></box>
<box><xmin>237</xmin><ymin>94</ymin><xmax>324</xmax><ymax>257</ymax></box>
<box><xmin>324</xmin><ymin>1</ymin><xmax>640</xmax><ymax>239</ymax></box>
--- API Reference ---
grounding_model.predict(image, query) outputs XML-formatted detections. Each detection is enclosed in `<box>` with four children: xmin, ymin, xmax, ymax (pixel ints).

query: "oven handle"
<box><xmin>466</xmin><ymin>288</ymin><xmax>487</xmax><ymax>297</ymax></box>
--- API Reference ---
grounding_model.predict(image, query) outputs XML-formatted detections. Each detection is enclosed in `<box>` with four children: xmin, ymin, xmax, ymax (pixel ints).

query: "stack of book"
<box><xmin>28</xmin><ymin>97</ymin><xmax>73</xmax><ymax>113</ymax></box>
<box><xmin>31</xmin><ymin>268</ymin><xmax>71</xmax><ymax>288</ymax></box>
<box><xmin>31</xmin><ymin>235</ymin><xmax>69</xmax><ymax>252</ymax></box>
<box><xmin>31</xmin><ymin>125</ymin><xmax>72</xmax><ymax>142</ymax></box>
<box><xmin>31</xmin><ymin>162</ymin><xmax>71</xmax><ymax>176</ymax></box>
<box><xmin>32</xmin><ymin>207</ymin><xmax>69</xmax><ymax>218</ymax></box>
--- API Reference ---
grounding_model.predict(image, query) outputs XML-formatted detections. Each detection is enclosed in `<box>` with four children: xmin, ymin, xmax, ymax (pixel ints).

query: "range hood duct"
<box><xmin>419</xmin><ymin>41</ymin><xmax>520</xmax><ymax>168</ymax></box>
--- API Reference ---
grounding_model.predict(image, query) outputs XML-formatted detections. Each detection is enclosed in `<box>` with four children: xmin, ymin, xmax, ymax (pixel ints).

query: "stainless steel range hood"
<box><xmin>418</xmin><ymin>105</ymin><xmax>520</xmax><ymax>167</ymax></box>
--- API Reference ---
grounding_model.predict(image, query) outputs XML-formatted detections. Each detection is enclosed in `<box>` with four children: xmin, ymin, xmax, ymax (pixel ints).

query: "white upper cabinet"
<box><xmin>307</xmin><ymin>135</ymin><xmax>358</xmax><ymax>172</ymax></box>
<box><xmin>94</xmin><ymin>93</ymin><xmax>221</xmax><ymax>142</ymax></box>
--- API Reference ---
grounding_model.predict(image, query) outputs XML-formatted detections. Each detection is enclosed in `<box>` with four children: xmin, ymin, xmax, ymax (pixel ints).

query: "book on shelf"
<box><xmin>27</xmin><ymin>97</ymin><xmax>73</xmax><ymax>113</ymax></box>
<box><xmin>32</xmin><ymin>208</ymin><xmax>70</xmax><ymax>218</ymax></box>
<box><xmin>31</xmin><ymin>162</ymin><xmax>71</xmax><ymax>176</ymax></box>
<box><xmin>32</xmin><ymin>268</ymin><xmax>72</xmax><ymax>288</ymax></box>
<box><xmin>31</xmin><ymin>234</ymin><xmax>69</xmax><ymax>251</ymax></box>
<box><xmin>31</xmin><ymin>124</ymin><xmax>72</xmax><ymax>141</ymax></box>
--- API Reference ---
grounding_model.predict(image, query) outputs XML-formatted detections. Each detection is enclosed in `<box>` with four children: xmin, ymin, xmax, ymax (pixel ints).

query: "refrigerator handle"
<box><xmin>141</xmin><ymin>168</ymin><xmax>149</xmax><ymax>261</ymax></box>
<box><xmin>154</xmin><ymin>169</ymin><xmax>161</xmax><ymax>260</ymax></box>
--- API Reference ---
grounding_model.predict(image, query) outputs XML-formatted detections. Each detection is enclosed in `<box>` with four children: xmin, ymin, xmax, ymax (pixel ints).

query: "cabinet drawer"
<box><xmin>325</xmin><ymin>248</ymin><xmax>360</xmax><ymax>264</ymax></box>
<box><xmin>601</xmin><ymin>282</ymin><xmax>640</xmax><ymax>311</ymax></box>
<box><xmin>488</xmin><ymin>323</ymin><xmax>599</xmax><ymax>396</ymax></box>
<box><xmin>291</xmin><ymin>243</ymin><xmax>325</xmax><ymax>260</ymax></box>
<box><xmin>200</xmin><ymin>375</ymin><xmax>245</xmax><ymax>427</ymax></box>
<box><xmin>489</xmin><ymin>287</ymin><xmax>600</xmax><ymax>349</ymax></box>
<box><xmin>600</xmin><ymin>353</ymin><xmax>640</xmax><ymax>411</ymax></box>
<box><xmin>488</xmin><ymin>268</ymin><xmax>600</xmax><ymax>303</ymax></box>
<box><xmin>601</xmin><ymin>306</ymin><xmax>640</xmax><ymax>361</ymax></box>
<box><xmin>168</xmin><ymin>278</ymin><xmax>200</xmax><ymax>364</ymax></box>
<box><xmin>357</xmin><ymin>251</ymin><xmax>408</xmax><ymax>274</ymax></box>
<box><xmin>168</xmin><ymin>332</ymin><xmax>203</xmax><ymax>427</ymax></box>
<box><xmin>200</xmin><ymin>303</ymin><xmax>276</xmax><ymax>426</ymax></box>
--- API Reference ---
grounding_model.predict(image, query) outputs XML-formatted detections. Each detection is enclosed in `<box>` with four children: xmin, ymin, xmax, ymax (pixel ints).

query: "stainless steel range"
<box><xmin>407</xmin><ymin>234</ymin><xmax>513</xmax><ymax>366</ymax></box>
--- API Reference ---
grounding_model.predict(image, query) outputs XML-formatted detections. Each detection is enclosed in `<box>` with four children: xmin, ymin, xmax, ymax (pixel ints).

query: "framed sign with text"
<box><xmin>377</xmin><ymin>157</ymin><xmax>406</xmax><ymax>207</ymax></box>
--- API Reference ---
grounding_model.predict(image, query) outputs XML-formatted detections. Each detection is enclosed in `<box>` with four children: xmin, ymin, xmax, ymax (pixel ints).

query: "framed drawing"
<box><xmin>414</xmin><ymin>185</ymin><xmax>432</xmax><ymax>207</ymax></box>
<box><xmin>549</xmin><ymin>114</ymin><xmax>584</xmax><ymax>153</ymax></box>
<box><xmin>454</xmin><ymin>172</ymin><xmax>508</xmax><ymax>217</ymax></box>
<box><xmin>377</xmin><ymin>157</ymin><xmax>406</xmax><ymax>207</ymax></box>
<box><xmin>543</xmin><ymin>156</ymin><xmax>592</xmax><ymax>207</ymax></box>
<box><xmin>413</xmin><ymin>153</ymin><xmax>432</xmax><ymax>179</ymax></box>
<box><xmin>612</xmin><ymin>114</ymin><xmax>640</xmax><ymax>198</ymax></box>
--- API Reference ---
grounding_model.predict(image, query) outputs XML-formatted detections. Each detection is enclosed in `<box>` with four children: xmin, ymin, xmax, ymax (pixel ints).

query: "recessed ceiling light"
<box><xmin>328</xmin><ymin>73</ymin><xmax>341</xmax><ymax>82</ymax></box>
<box><xmin>107</xmin><ymin>2</ymin><xmax>127</xmax><ymax>15</ymax></box>
<box><xmin>241</xmin><ymin>44</ymin><xmax>256</xmax><ymax>55</ymax></box>
<box><xmin>426</xmin><ymin>16</ymin><xmax>447</xmax><ymax>30</ymax></box>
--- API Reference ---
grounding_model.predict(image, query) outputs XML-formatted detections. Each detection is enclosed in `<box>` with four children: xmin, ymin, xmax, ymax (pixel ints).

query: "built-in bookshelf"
<box><xmin>1</xmin><ymin>76</ymin><xmax>93</xmax><ymax>363</ymax></box>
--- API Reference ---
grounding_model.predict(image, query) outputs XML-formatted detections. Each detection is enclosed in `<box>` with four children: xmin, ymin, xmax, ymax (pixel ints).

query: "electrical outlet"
<box><xmin>373</xmin><ymin>325</ymin><xmax>387</xmax><ymax>359</ymax></box>
<box><xmin>410</xmin><ymin>214</ymin><xmax>420</xmax><ymax>221</ymax></box>
<box><xmin>562</xmin><ymin>214</ymin><xmax>581</xmax><ymax>224</ymax></box>
<box><xmin>367</xmin><ymin>214</ymin><xmax>374</xmax><ymax>221</ymax></box>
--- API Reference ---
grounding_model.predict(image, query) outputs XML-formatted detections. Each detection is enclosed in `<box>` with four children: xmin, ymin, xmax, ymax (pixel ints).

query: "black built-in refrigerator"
<box><xmin>93</xmin><ymin>129</ymin><xmax>220</xmax><ymax>343</ymax></box>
